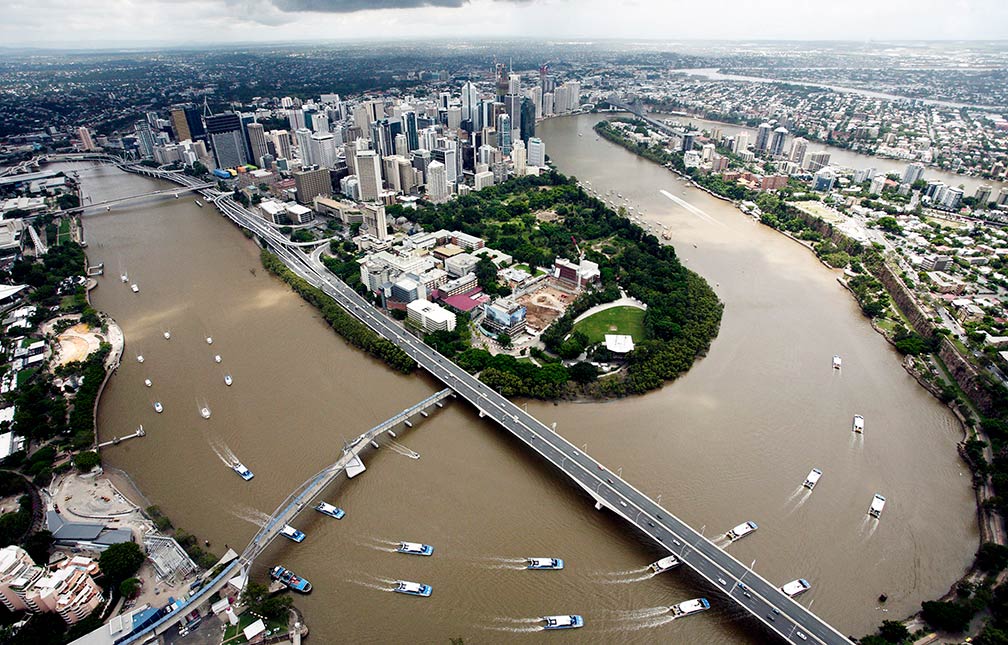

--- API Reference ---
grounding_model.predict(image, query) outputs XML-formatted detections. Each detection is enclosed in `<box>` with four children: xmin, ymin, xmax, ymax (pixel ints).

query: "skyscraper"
<box><xmin>294</xmin><ymin>166</ymin><xmax>332</xmax><ymax>204</ymax></box>
<box><xmin>134</xmin><ymin>121</ymin><xmax>155</xmax><ymax>159</ymax></box>
<box><xmin>770</xmin><ymin>127</ymin><xmax>788</xmax><ymax>158</ymax></box>
<box><xmin>205</xmin><ymin>113</ymin><xmax>247</xmax><ymax>169</ymax></box>
<box><xmin>295</xmin><ymin>128</ymin><xmax>314</xmax><ymax>165</ymax></box>
<box><xmin>361</xmin><ymin>203</ymin><xmax>388</xmax><ymax>241</ymax></box>
<box><xmin>755</xmin><ymin>123</ymin><xmax>773</xmax><ymax>154</ymax></box>
<box><xmin>310</xmin><ymin>132</ymin><xmax>337</xmax><ymax>168</ymax></box>
<box><xmin>461</xmin><ymin>81</ymin><xmax>480</xmax><ymax>128</ymax></box>
<box><xmin>245</xmin><ymin>122</ymin><xmax>269</xmax><ymax>167</ymax></box>
<box><xmin>355</xmin><ymin>149</ymin><xmax>382</xmax><ymax>201</ymax></box>
<box><xmin>903</xmin><ymin>162</ymin><xmax>925</xmax><ymax>185</ymax></box>
<box><xmin>495</xmin><ymin>63</ymin><xmax>508</xmax><ymax>102</ymax></box>
<box><xmin>170</xmin><ymin>108</ymin><xmax>191</xmax><ymax>142</ymax></box>
<box><xmin>519</xmin><ymin>98</ymin><xmax>536</xmax><ymax>143</ymax></box>
<box><xmin>527</xmin><ymin>137</ymin><xmax>545</xmax><ymax>167</ymax></box>
<box><xmin>426</xmin><ymin>161</ymin><xmax>449</xmax><ymax>202</ymax></box>
<box><xmin>270</xmin><ymin>130</ymin><xmax>292</xmax><ymax>161</ymax></box>
<box><xmin>734</xmin><ymin>131</ymin><xmax>749</xmax><ymax>153</ymax></box>
<box><xmin>807</xmin><ymin>151</ymin><xmax>831</xmax><ymax>173</ymax></box>
<box><xmin>496</xmin><ymin>114</ymin><xmax>512</xmax><ymax>155</ymax></box>
<box><xmin>789</xmin><ymin>137</ymin><xmax>808</xmax><ymax>167</ymax></box>
<box><xmin>511</xmin><ymin>139</ymin><xmax>526</xmax><ymax>175</ymax></box>
<box><xmin>401</xmin><ymin>111</ymin><xmax>419</xmax><ymax>152</ymax></box>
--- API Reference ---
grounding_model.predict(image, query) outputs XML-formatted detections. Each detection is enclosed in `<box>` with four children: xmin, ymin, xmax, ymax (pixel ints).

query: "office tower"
<box><xmin>511</xmin><ymin>139</ymin><xmax>526</xmax><ymax>175</ymax></box>
<box><xmin>370</xmin><ymin>120</ymin><xmax>395</xmax><ymax>158</ymax></box>
<box><xmin>447</xmin><ymin>106</ymin><xmax>462</xmax><ymax>131</ymax></box>
<box><xmin>383</xmin><ymin>156</ymin><xmax>402</xmax><ymax>193</ymax></box>
<box><xmin>903</xmin><ymin>162</ymin><xmax>925</xmax><ymax>185</ymax></box>
<box><xmin>755</xmin><ymin>123</ymin><xmax>772</xmax><ymax>154</ymax></box>
<box><xmin>789</xmin><ymin>137</ymin><xmax>808</xmax><ymax>167</ymax></box>
<box><xmin>294</xmin><ymin>166</ymin><xmax>332</xmax><ymax>204</ymax></box>
<box><xmin>519</xmin><ymin>98</ymin><xmax>536</xmax><ymax>143</ymax></box>
<box><xmin>75</xmin><ymin>126</ymin><xmax>95</xmax><ymax>152</ymax></box>
<box><xmin>401</xmin><ymin>111</ymin><xmax>419</xmax><ymax>151</ymax></box>
<box><xmin>288</xmin><ymin>108</ymin><xmax>306</xmax><ymax>132</ymax></box>
<box><xmin>438</xmin><ymin>91</ymin><xmax>452</xmax><ymax>110</ymax></box>
<box><xmin>394</xmin><ymin>133</ymin><xmax>409</xmax><ymax>158</ymax></box>
<box><xmin>134</xmin><ymin>121</ymin><xmax>155</xmax><ymax>158</ymax></box>
<box><xmin>426</xmin><ymin>161</ymin><xmax>449</xmax><ymax>201</ymax></box>
<box><xmin>397</xmin><ymin>156</ymin><xmax>417</xmax><ymax>194</ymax></box>
<box><xmin>205</xmin><ymin>113</ymin><xmax>248</xmax><ymax>169</ymax></box>
<box><xmin>504</xmin><ymin>93</ymin><xmax>521</xmax><ymax>123</ymax></box>
<box><xmin>310</xmin><ymin>132</ymin><xmax>337</xmax><ymax>168</ymax></box>
<box><xmin>542</xmin><ymin>92</ymin><xmax>554</xmax><ymax>117</ymax></box>
<box><xmin>270</xmin><ymin>130</ymin><xmax>292</xmax><ymax>161</ymax></box>
<box><xmin>527</xmin><ymin>137</ymin><xmax>545</xmax><ymax>167</ymax></box>
<box><xmin>734</xmin><ymin>131</ymin><xmax>749</xmax><ymax>153</ymax></box>
<box><xmin>182</xmin><ymin>105</ymin><xmax>205</xmax><ymax>142</ymax></box>
<box><xmin>433</xmin><ymin>144</ymin><xmax>459</xmax><ymax>185</ymax></box>
<box><xmin>170</xmin><ymin>108</ymin><xmax>191</xmax><ymax>142</ymax></box>
<box><xmin>508</xmin><ymin>73</ymin><xmax>521</xmax><ymax>95</ymax></box>
<box><xmin>461</xmin><ymin>80</ymin><xmax>480</xmax><ymax>127</ymax></box>
<box><xmin>419</xmin><ymin>127</ymin><xmax>438</xmax><ymax>153</ymax></box>
<box><xmin>997</xmin><ymin>187</ymin><xmax>1008</xmax><ymax>206</ymax></box>
<box><xmin>295</xmin><ymin>128</ymin><xmax>314</xmax><ymax>165</ymax></box>
<box><xmin>361</xmin><ymin>203</ymin><xmax>388</xmax><ymax>241</ymax></box>
<box><xmin>495</xmin><ymin>63</ymin><xmax>508</xmax><ymax>102</ymax></box>
<box><xmin>412</xmin><ymin>148</ymin><xmax>432</xmax><ymax>179</ymax></box>
<box><xmin>806</xmin><ymin>151</ymin><xmax>831</xmax><ymax>173</ymax></box>
<box><xmin>528</xmin><ymin>86</ymin><xmax>543</xmax><ymax>120</ymax></box>
<box><xmin>245</xmin><ymin>122</ymin><xmax>269</xmax><ymax>167</ymax></box>
<box><xmin>975</xmin><ymin>185</ymin><xmax>993</xmax><ymax>205</ymax></box>
<box><xmin>496</xmin><ymin>114</ymin><xmax>512</xmax><ymax>155</ymax></box>
<box><xmin>355</xmin><ymin>149</ymin><xmax>382</xmax><ymax>201</ymax></box>
<box><xmin>770</xmin><ymin>127</ymin><xmax>788</xmax><ymax>158</ymax></box>
<box><xmin>681</xmin><ymin>131</ymin><xmax>696</xmax><ymax>153</ymax></box>
<box><xmin>353</xmin><ymin>104</ymin><xmax>373</xmax><ymax>135</ymax></box>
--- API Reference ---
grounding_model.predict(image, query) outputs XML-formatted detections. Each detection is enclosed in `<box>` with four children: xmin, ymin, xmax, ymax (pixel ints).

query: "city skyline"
<box><xmin>3</xmin><ymin>0</ymin><xmax>1008</xmax><ymax>48</ymax></box>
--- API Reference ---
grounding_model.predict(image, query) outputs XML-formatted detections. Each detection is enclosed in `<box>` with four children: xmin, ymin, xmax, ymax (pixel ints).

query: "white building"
<box><xmin>426</xmin><ymin>161</ymin><xmax>449</xmax><ymax>202</ymax></box>
<box><xmin>527</xmin><ymin>137</ymin><xmax>545</xmax><ymax>167</ymax></box>
<box><xmin>474</xmin><ymin>171</ymin><xmax>495</xmax><ymax>190</ymax></box>
<box><xmin>407</xmin><ymin>299</ymin><xmax>457</xmax><ymax>333</ymax></box>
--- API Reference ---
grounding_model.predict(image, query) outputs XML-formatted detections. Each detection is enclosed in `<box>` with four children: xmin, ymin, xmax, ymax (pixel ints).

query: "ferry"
<box><xmin>670</xmin><ymin>598</ymin><xmax>710</xmax><ymax>618</ymax></box>
<box><xmin>541</xmin><ymin>615</ymin><xmax>583</xmax><ymax>630</ymax></box>
<box><xmin>269</xmin><ymin>566</ymin><xmax>311</xmax><ymax>593</ymax></box>
<box><xmin>144</xmin><ymin>378</ymin><xmax>152</xmax><ymax>387</ymax></box>
<box><xmin>868</xmin><ymin>494</ymin><xmax>886</xmax><ymax>518</ymax></box>
<box><xmin>206</xmin><ymin>337</ymin><xmax>213</xmax><ymax>345</ymax></box>
<box><xmin>527</xmin><ymin>557</ymin><xmax>563</xmax><ymax>570</ymax></box>
<box><xmin>393</xmin><ymin>580</ymin><xmax>432</xmax><ymax>597</ymax></box>
<box><xmin>833</xmin><ymin>354</ymin><xmax>842</xmax><ymax>369</ymax></box>
<box><xmin>200</xmin><ymin>406</ymin><xmax>211</xmax><ymax>419</ymax></box>
<box><xmin>852</xmin><ymin>414</ymin><xmax>865</xmax><ymax>433</ymax></box>
<box><xmin>803</xmin><ymin>468</ymin><xmax>823</xmax><ymax>490</ymax></box>
<box><xmin>153</xmin><ymin>401</ymin><xmax>163</xmax><ymax>413</ymax></box>
<box><xmin>232</xmin><ymin>461</ymin><xmax>254</xmax><ymax>481</ymax></box>
<box><xmin>397</xmin><ymin>542</ymin><xmax>434</xmax><ymax>556</ymax></box>
<box><xmin>163</xmin><ymin>331</ymin><xmax>171</xmax><ymax>340</ymax></box>
<box><xmin>214</xmin><ymin>355</ymin><xmax>222</xmax><ymax>363</ymax></box>
<box><xmin>131</xmin><ymin>284</ymin><xmax>139</xmax><ymax>293</ymax></box>
<box><xmin>137</xmin><ymin>355</ymin><xmax>144</xmax><ymax>363</ymax></box>
<box><xmin>315</xmin><ymin>502</ymin><xmax>345</xmax><ymax>519</ymax></box>
<box><xmin>727</xmin><ymin>521</ymin><xmax>758</xmax><ymax>541</ymax></box>
<box><xmin>279</xmin><ymin>524</ymin><xmax>306</xmax><ymax>543</ymax></box>
<box><xmin>780</xmin><ymin>578</ymin><xmax>811</xmax><ymax>598</ymax></box>
<box><xmin>224</xmin><ymin>374</ymin><xmax>232</xmax><ymax>386</ymax></box>
<box><xmin>649</xmin><ymin>555</ymin><xmax>681</xmax><ymax>573</ymax></box>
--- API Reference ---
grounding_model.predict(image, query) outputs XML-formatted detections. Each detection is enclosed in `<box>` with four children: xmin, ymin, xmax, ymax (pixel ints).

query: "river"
<box><xmin>67</xmin><ymin>117</ymin><xmax>977</xmax><ymax>642</ymax></box>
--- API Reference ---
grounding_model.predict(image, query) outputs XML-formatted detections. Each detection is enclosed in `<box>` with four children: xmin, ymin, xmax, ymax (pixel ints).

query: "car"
<box><xmin>647</xmin><ymin>521</ymin><xmax>655</xmax><ymax>527</ymax></box>
<box><xmin>673</xmin><ymin>539</ymin><xmax>681</xmax><ymax>546</ymax></box>
<box><xmin>619</xmin><ymin>500</ymin><xmax>628</xmax><ymax>507</ymax></box>
<box><xmin>796</xmin><ymin>632</ymin><xmax>807</xmax><ymax>641</ymax></box>
<box><xmin>718</xmin><ymin>577</ymin><xmax>727</xmax><ymax>585</ymax></box>
<box><xmin>771</xmin><ymin>608</ymin><xmax>780</xmax><ymax>615</ymax></box>
<box><xmin>607</xmin><ymin>478</ymin><xmax>613</xmax><ymax>484</ymax></box>
<box><xmin>766</xmin><ymin>613</ymin><xmax>776</xmax><ymax>622</ymax></box>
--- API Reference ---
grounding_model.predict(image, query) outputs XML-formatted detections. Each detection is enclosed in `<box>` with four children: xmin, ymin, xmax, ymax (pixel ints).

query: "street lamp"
<box><xmin>739</xmin><ymin>559</ymin><xmax>757</xmax><ymax>585</ymax></box>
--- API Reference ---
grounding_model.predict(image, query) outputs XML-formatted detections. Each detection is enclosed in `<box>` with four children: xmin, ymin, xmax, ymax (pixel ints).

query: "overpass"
<box><xmin>109</xmin><ymin>163</ymin><xmax>850</xmax><ymax>644</ymax></box>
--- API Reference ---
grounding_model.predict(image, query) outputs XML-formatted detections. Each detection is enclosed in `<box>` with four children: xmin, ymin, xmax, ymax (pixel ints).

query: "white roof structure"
<box><xmin>0</xmin><ymin>285</ymin><xmax>27</xmax><ymax>302</ymax></box>
<box><xmin>604</xmin><ymin>334</ymin><xmax>635</xmax><ymax>354</ymax></box>
<box><xmin>243</xmin><ymin>618</ymin><xmax>266</xmax><ymax>641</ymax></box>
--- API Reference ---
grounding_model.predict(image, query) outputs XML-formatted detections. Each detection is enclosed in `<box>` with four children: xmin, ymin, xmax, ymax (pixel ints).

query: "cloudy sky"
<box><xmin>3</xmin><ymin>0</ymin><xmax>1007</xmax><ymax>48</ymax></box>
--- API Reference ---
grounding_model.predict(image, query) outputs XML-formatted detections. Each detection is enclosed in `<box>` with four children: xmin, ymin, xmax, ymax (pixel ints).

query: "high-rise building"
<box><xmin>295</xmin><ymin>128</ymin><xmax>314</xmax><ymax>165</ymax></box>
<box><xmin>294</xmin><ymin>166</ymin><xmax>332</xmax><ymax>204</ymax></box>
<box><xmin>245</xmin><ymin>122</ymin><xmax>269</xmax><ymax>167</ymax></box>
<box><xmin>205</xmin><ymin>113</ymin><xmax>248</xmax><ymax>169</ymax></box>
<box><xmin>288</xmin><ymin>108</ymin><xmax>306</xmax><ymax>132</ymax></box>
<box><xmin>770</xmin><ymin>127</ymin><xmax>788</xmax><ymax>158</ymax></box>
<box><xmin>996</xmin><ymin>187</ymin><xmax>1008</xmax><ymax>206</ymax></box>
<box><xmin>355</xmin><ymin>149</ymin><xmax>382</xmax><ymax>201</ymax></box>
<box><xmin>519</xmin><ymin>98</ymin><xmax>536</xmax><ymax>143</ymax></box>
<box><xmin>508</xmin><ymin>73</ymin><xmax>520</xmax><ymax>95</ymax></box>
<box><xmin>270</xmin><ymin>130</ymin><xmax>292</xmax><ymax>161</ymax></box>
<box><xmin>496</xmin><ymin>114</ymin><xmax>512</xmax><ymax>155</ymax></box>
<box><xmin>734</xmin><ymin>131</ymin><xmax>749</xmax><ymax>153</ymax></box>
<box><xmin>461</xmin><ymin>81</ymin><xmax>480</xmax><ymax>128</ymax></box>
<box><xmin>447</xmin><ymin>106</ymin><xmax>462</xmax><ymax>131</ymax></box>
<box><xmin>903</xmin><ymin>162</ymin><xmax>925</xmax><ymax>186</ymax></box>
<box><xmin>806</xmin><ymin>151</ymin><xmax>831</xmax><ymax>173</ymax></box>
<box><xmin>755</xmin><ymin>123</ymin><xmax>773</xmax><ymax>154</ymax></box>
<box><xmin>134</xmin><ymin>121</ymin><xmax>155</xmax><ymax>159</ymax></box>
<box><xmin>76</xmin><ymin>126</ymin><xmax>96</xmax><ymax>152</ymax></box>
<box><xmin>361</xmin><ymin>202</ymin><xmax>388</xmax><ymax>240</ymax></box>
<box><xmin>401</xmin><ymin>110</ymin><xmax>419</xmax><ymax>152</ymax></box>
<box><xmin>170</xmin><ymin>108</ymin><xmax>191</xmax><ymax>142</ymax></box>
<box><xmin>426</xmin><ymin>160</ymin><xmax>449</xmax><ymax>202</ymax></box>
<box><xmin>789</xmin><ymin>137</ymin><xmax>808</xmax><ymax>167</ymax></box>
<box><xmin>0</xmin><ymin>546</ymin><xmax>103</xmax><ymax>626</ymax></box>
<box><xmin>527</xmin><ymin>137</ymin><xmax>545</xmax><ymax>167</ymax></box>
<box><xmin>370</xmin><ymin>120</ymin><xmax>395</xmax><ymax>158</ymax></box>
<box><xmin>975</xmin><ymin>185</ymin><xmax>993</xmax><ymax>205</ymax></box>
<box><xmin>511</xmin><ymin>139</ymin><xmax>526</xmax><ymax>175</ymax></box>
<box><xmin>310</xmin><ymin>132</ymin><xmax>337</xmax><ymax>168</ymax></box>
<box><xmin>495</xmin><ymin>63</ymin><xmax>508</xmax><ymax>102</ymax></box>
<box><xmin>681</xmin><ymin>131</ymin><xmax>696</xmax><ymax>153</ymax></box>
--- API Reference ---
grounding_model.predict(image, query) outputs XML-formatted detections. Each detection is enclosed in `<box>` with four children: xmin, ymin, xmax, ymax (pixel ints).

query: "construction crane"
<box><xmin>570</xmin><ymin>235</ymin><xmax>584</xmax><ymax>290</ymax></box>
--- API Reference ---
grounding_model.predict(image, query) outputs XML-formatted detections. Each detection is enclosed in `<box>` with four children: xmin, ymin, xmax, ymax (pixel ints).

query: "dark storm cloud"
<box><xmin>271</xmin><ymin>0</ymin><xmax>469</xmax><ymax>12</ymax></box>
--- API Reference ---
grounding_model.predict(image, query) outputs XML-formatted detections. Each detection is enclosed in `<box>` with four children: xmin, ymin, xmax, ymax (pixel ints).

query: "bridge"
<box><xmin>71</xmin><ymin>183</ymin><xmax>214</xmax><ymax>213</ymax></box>
<box><xmin>104</xmin><ymin>163</ymin><xmax>850</xmax><ymax>644</ymax></box>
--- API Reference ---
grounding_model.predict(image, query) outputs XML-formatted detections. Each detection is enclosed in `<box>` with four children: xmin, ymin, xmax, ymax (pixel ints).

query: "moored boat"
<box><xmin>224</xmin><ymin>374</ymin><xmax>232</xmax><ymax>386</ymax></box>
<box><xmin>393</xmin><ymin>580</ymin><xmax>431</xmax><ymax>597</ymax></box>
<box><xmin>649</xmin><ymin>555</ymin><xmax>680</xmax><ymax>573</ymax></box>
<box><xmin>269</xmin><ymin>565</ymin><xmax>311</xmax><ymax>593</ymax></box>
<box><xmin>397</xmin><ymin>542</ymin><xmax>434</xmax><ymax>556</ymax></box>
<box><xmin>541</xmin><ymin>615</ymin><xmax>583</xmax><ymax>630</ymax></box>
<box><xmin>137</xmin><ymin>355</ymin><xmax>144</xmax><ymax>363</ymax></box>
<box><xmin>527</xmin><ymin>557</ymin><xmax>563</xmax><ymax>570</ymax></box>
<box><xmin>163</xmin><ymin>331</ymin><xmax>171</xmax><ymax>340</ymax></box>
<box><xmin>131</xmin><ymin>284</ymin><xmax>139</xmax><ymax>293</ymax></box>
<box><xmin>153</xmin><ymin>401</ymin><xmax>163</xmax><ymax>413</ymax></box>
<box><xmin>144</xmin><ymin>378</ymin><xmax>152</xmax><ymax>387</ymax></box>
<box><xmin>214</xmin><ymin>355</ymin><xmax>221</xmax><ymax>363</ymax></box>
<box><xmin>315</xmin><ymin>502</ymin><xmax>344</xmax><ymax>519</ymax></box>
<box><xmin>206</xmin><ymin>337</ymin><xmax>213</xmax><ymax>345</ymax></box>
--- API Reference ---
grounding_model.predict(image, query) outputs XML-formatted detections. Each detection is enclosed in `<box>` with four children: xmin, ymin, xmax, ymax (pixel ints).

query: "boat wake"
<box><xmin>481</xmin><ymin>624</ymin><xmax>543</xmax><ymax>633</ymax></box>
<box><xmin>206</xmin><ymin>436</ymin><xmax>238</xmax><ymax>467</ymax></box>
<box><xmin>230</xmin><ymin>506</ymin><xmax>271</xmax><ymax>528</ymax></box>
<box><xmin>491</xmin><ymin>616</ymin><xmax>543</xmax><ymax>625</ymax></box>
<box><xmin>849</xmin><ymin>433</ymin><xmax>864</xmax><ymax>450</ymax></box>
<box><xmin>358</xmin><ymin>538</ymin><xmax>400</xmax><ymax>553</ymax></box>
<box><xmin>603</xmin><ymin>606</ymin><xmax>669</xmax><ymax>620</ymax></box>
<box><xmin>784</xmin><ymin>487</ymin><xmax>811</xmax><ymax>514</ymax></box>
<box><xmin>599</xmin><ymin>570</ymin><xmax>657</xmax><ymax>584</ymax></box>
<box><xmin>385</xmin><ymin>439</ymin><xmax>420</xmax><ymax>460</ymax></box>
<box><xmin>860</xmin><ymin>516</ymin><xmax>879</xmax><ymax>541</ymax></box>
<box><xmin>595</xmin><ymin>613</ymin><xmax>678</xmax><ymax>633</ymax></box>
<box><xmin>659</xmin><ymin>189</ymin><xmax>724</xmax><ymax>227</ymax></box>
<box><xmin>347</xmin><ymin>575</ymin><xmax>396</xmax><ymax>593</ymax></box>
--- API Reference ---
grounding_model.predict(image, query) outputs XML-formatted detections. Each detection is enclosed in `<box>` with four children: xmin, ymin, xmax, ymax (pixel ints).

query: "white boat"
<box><xmin>832</xmin><ymin>354</ymin><xmax>842</xmax><ymax>369</ymax></box>
<box><xmin>144</xmin><ymin>378</ymin><xmax>152</xmax><ymax>387</ymax></box>
<box><xmin>869</xmin><ymin>493</ymin><xmax>886</xmax><ymax>518</ymax></box>
<box><xmin>224</xmin><ymin>374</ymin><xmax>232</xmax><ymax>386</ymax></box>
<box><xmin>780</xmin><ymin>578</ymin><xmax>811</xmax><ymax>598</ymax></box>
<box><xmin>669</xmin><ymin>598</ymin><xmax>710</xmax><ymax>617</ymax></box>
<box><xmin>214</xmin><ymin>355</ymin><xmax>221</xmax><ymax>363</ymax></box>
<box><xmin>200</xmin><ymin>406</ymin><xmax>211</xmax><ymax>419</ymax></box>
<box><xmin>393</xmin><ymin>580</ymin><xmax>431</xmax><ymax>597</ymax></box>
<box><xmin>232</xmin><ymin>462</ymin><xmax>253</xmax><ymax>481</ymax></box>
<box><xmin>280</xmin><ymin>524</ymin><xmax>305</xmax><ymax>542</ymax></box>
<box><xmin>194</xmin><ymin>199</ymin><xmax>203</xmax><ymax>207</ymax></box>
<box><xmin>137</xmin><ymin>355</ymin><xmax>144</xmax><ymax>363</ymax></box>
<box><xmin>541</xmin><ymin>615</ymin><xmax>583</xmax><ymax>630</ymax></box>
<box><xmin>163</xmin><ymin>331</ymin><xmax>171</xmax><ymax>340</ymax></box>
<box><xmin>527</xmin><ymin>557</ymin><xmax>563</xmax><ymax>570</ymax></box>
<box><xmin>120</xmin><ymin>273</ymin><xmax>128</xmax><ymax>283</ymax></box>
<box><xmin>852</xmin><ymin>415</ymin><xmax>865</xmax><ymax>433</ymax></box>
<box><xmin>370</xmin><ymin>440</ymin><xmax>379</xmax><ymax>449</ymax></box>
<box><xmin>315</xmin><ymin>502</ymin><xmax>345</xmax><ymax>519</ymax></box>
<box><xmin>803</xmin><ymin>468</ymin><xmax>822</xmax><ymax>490</ymax></box>
<box><xmin>397</xmin><ymin>542</ymin><xmax>434</xmax><ymax>556</ymax></box>
<box><xmin>726</xmin><ymin>521</ymin><xmax>758</xmax><ymax>541</ymax></box>
<box><xmin>206</xmin><ymin>337</ymin><xmax>213</xmax><ymax>345</ymax></box>
<box><xmin>649</xmin><ymin>555</ymin><xmax>681</xmax><ymax>573</ymax></box>
<box><xmin>131</xmin><ymin>284</ymin><xmax>139</xmax><ymax>293</ymax></box>
<box><xmin>153</xmin><ymin>401</ymin><xmax>163</xmax><ymax>413</ymax></box>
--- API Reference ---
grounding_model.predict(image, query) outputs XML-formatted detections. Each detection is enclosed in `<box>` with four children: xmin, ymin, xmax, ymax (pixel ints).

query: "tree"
<box><xmin>21</xmin><ymin>530</ymin><xmax>53</xmax><ymax>564</ymax></box>
<box><xmin>243</xmin><ymin>581</ymin><xmax>292</xmax><ymax>622</ymax></box>
<box><xmin>978</xmin><ymin>542</ymin><xmax>1008</xmax><ymax>573</ymax></box>
<box><xmin>474</xmin><ymin>255</ymin><xmax>500</xmax><ymax>294</ymax></box>
<box><xmin>877</xmin><ymin>620</ymin><xmax>910</xmax><ymax>643</ymax></box>
<box><xmin>497</xmin><ymin>333</ymin><xmax>512</xmax><ymax>348</ymax></box>
<box><xmin>921</xmin><ymin>600</ymin><xmax>973</xmax><ymax>632</ymax></box>
<box><xmin>73</xmin><ymin>451</ymin><xmax>101</xmax><ymax>471</ymax></box>
<box><xmin>119</xmin><ymin>577</ymin><xmax>141</xmax><ymax>599</ymax></box>
<box><xmin>569</xmin><ymin>361</ymin><xmax>599</xmax><ymax>384</ymax></box>
<box><xmin>99</xmin><ymin>542</ymin><xmax>144</xmax><ymax>585</ymax></box>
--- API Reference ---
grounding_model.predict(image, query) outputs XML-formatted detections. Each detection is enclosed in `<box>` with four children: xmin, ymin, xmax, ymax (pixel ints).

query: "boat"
<box><xmin>370</xmin><ymin>440</ymin><xmax>380</xmax><ymax>449</ymax></box>
<box><xmin>144</xmin><ymin>378</ymin><xmax>152</xmax><ymax>387</ymax></box>
<box><xmin>153</xmin><ymin>401</ymin><xmax>163</xmax><ymax>413</ymax></box>
<box><xmin>224</xmin><ymin>374</ymin><xmax>232</xmax><ymax>386</ymax></box>
<box><xmin>649</xmin><ymin>555</ymin><xmax>681</xmax><ymax>573</ymax></box>
<box><xmin>868</xmin><ymin>494</ymin><xmax>886</xmax><ymax>518</ymax></box>
<box><xmin>541</xmin><ymin>615</ymin><xmax>583</xmax><ymax>630</ymax></box>
<box><xmin>200</xmin><ymin>406</ymin><xmax>211</xmax><ymax>419</ymax></box>
<box><xmin>269</xmin><ymin>566</ymin><xmax>311</xmax><ymax>593</ymax></box>
<box><xmin>131</xmin><ymin>284</ymin><xmax>139</xmax><ymax>293</ymax></box>
<box><xmin>832</xmin><ymin>354</ymin><xmax>842</xmax><ymax>369</ymax></box>
<box><xmin>393</xmin><ymin>580</ymin><xmax>432</xmax><ymax>597</ymax></box>
<box><xmin>727</xmin><ymin>521</ymin><xmax>758</xmax><ymax>541</ymax></box>
<box><xmin>662</xmin><ymin>229</ymin><xmax>672</xmax><ymax>240</ymax></box>
<box><xmin>214</xmin><ymin>355</ymin><xmax>221</xmax><ymax>363</ymax></box>
<box><xmin>315</xmin><ymin>502</ymin><xmax>345</xmax><ymax>519</ymax></box>
<box><xmin>195</xmin><ymin>199</ymin><xmax>203</xmax><ymax>207</ymax></box>
<box><xmin>803</xmin><ymin>468</ymin><xmax>822</xmax><ymax>490</ymax></box>
<box><xmin>120</xmin><ymin>272</ymin><xmax>128</xmax><ymax>283</ymax></box>
<box><xmin>780</xmin><ymin>578</ymin><xmax>811</xmax><ymax>598</ymax></box>
<box><xmin>206</xmin><ymin>337</ymin><xmax>213</xmax><ymax>345</ymax></box>
<box><xmin>137</xmin><ymin>355</ymin><xmax>144</xmax><ymax>363</ymax></box>
<box><xmin>232</xmin><ymin>461</ymin><xmax>254</xmax><ymax>481</ymax></box>
<box><xmin>852</xmin><ymin>414</ymin><xmax>865</xmax><ymax>433</ymax></box>
<box><xmin>279</xmin><ymin>524</ymin><xmax>306</xmax><ymax>543</ymax></box>
<box><xmin>527</xmin><ymin>557</ymin><xmax>563</xmax><ymax>570</ymax></box>
<box><xmin>669</xmin><ymin>598</ymin><xmax>710</xmax><ymax>617</ymax></box>
<box><xmin>397</xmin><ymin>542</ymin><xmax>434</xmax><ymax>556</ymax></box>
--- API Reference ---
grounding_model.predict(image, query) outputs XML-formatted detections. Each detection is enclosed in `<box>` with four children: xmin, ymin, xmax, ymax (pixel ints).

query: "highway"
<box><xmin>127</xmin><ymin>164</ymin><xmax>852</xmax><ymax>644</ymax></box>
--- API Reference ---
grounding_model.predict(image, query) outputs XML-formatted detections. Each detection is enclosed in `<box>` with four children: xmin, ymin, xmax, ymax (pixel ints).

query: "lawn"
<box><xmin>222</xmin><ymin>611</ymin><xmax>288</xmax><ymax>644</ymax></box>
<box><xmin>572</xmin><ymin>306</ymin><xmax>647</xmax><ymax>344</ymax></box>
<box><xmin>513</xmin><ymin>263</ymin><xmax>545</xmax><ymax>277</ymax></box>
<box><xmin>57</xmin><ymin>218</ymin><xmax>71</xmax><ymax>245</ymax></box>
